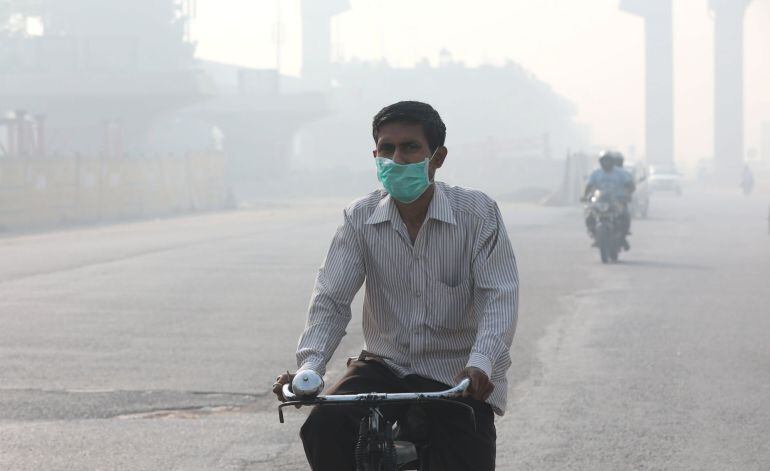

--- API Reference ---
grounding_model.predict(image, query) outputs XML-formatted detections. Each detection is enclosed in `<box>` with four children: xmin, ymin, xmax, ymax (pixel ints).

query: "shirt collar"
<box><xmin>365</xmin><ymin>191</ymin><xmax>398</xmax><ymax>225</ymax></box>
<box><xmin>365</xmin><ymin>183</ymin><xmax>456</xmax><ymax>226</ymax></box>
<box><xmin>426</xmin><ymin>182</ymin><xmax>457</xmax><ymax>225</ymax></box>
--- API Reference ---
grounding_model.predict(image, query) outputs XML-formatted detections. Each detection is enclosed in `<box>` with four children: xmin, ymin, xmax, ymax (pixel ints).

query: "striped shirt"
<box><xmin>296</xmin><ymin>181</ymin><xmax>519</xmax><ymax>414</ymax></box>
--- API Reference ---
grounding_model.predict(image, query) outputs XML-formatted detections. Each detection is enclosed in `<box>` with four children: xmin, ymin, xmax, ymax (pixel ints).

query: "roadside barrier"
<box><xmin>0</xmin><ymin>153</ymin><xmax>229</xmax><ymax>231</ymax></box>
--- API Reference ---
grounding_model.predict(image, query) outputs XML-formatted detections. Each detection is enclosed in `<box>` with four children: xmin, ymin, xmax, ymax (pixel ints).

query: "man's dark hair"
<box><xmin>372</xmin><ymin>101</ymin><xmax>447</xmax><ymax>152</ymax></box>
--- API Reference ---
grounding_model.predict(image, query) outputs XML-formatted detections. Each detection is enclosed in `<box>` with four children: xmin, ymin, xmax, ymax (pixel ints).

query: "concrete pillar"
<box><xmin>15</xmin><ymin>110</ymin><xmax>28</xmax><ymax>157</ymax></box>
<box><xmin>7</xmin><ymin>117</ymin><xmax>18</xmax><ymax>157</ymax></box>
<box><xmin>710</xmin><ymin>0</ymin><xmax>753</xmax><ymax>179</ymax></box>
<box><xmin>34</xmin><ymin>114</ymin><xmax>46</xmax><ymax>158</ymax></box>
<box><xmin>620</xmin><ymin>0</ymin><xmax>674</xmax><ymax>167</ymax></box>
<box><xmin>300</xmin><ymin>0</ymin><xmax>349</xmax><ymax>91</ymax></box>
<box><xmin>103</xmin><ymin>120</ymin><xmax>124</xmax><ymax>159</ymax></box>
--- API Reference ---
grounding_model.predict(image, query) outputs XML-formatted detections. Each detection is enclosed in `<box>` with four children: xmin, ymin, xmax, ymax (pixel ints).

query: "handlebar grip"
<box><xmin>457</xmin><ymin>377</ymin><xmax>471</xmax><ymax>393</ymax></box>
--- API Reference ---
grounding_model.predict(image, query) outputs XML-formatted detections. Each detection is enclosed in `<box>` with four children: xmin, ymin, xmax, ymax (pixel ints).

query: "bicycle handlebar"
<box><xmin>282</xmin><ymin>377</ymin><xmax>471</xmax><ymax>404</ymax></box>
<box><xmin>278</xmin><ymin>377</ymin><xmax>475</xmax><ymax>426</ymax></box>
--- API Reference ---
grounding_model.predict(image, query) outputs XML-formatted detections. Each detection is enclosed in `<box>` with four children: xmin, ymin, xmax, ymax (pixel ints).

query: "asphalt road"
<box><xmin>0</xmin><ymin>186</ymin><xmax>768</xmax><ymax>470</ymax></box>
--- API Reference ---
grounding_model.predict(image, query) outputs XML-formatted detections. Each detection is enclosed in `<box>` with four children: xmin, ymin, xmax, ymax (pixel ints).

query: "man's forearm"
<box><xmin>295</xmin><ymin>208</ymin><xmax>365</xmax><ymax>375</ymax></box>
<box><xmin>296</xmin><ymin>295</ymin><xmax>352</xmax><ymax>376</ymax></box>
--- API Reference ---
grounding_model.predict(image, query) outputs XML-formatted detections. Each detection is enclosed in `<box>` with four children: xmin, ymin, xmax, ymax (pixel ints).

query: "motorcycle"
<box><xmin>586</xmin><ymin>189</ymin><xmax>625</xmax><ymax>264</ymax></box>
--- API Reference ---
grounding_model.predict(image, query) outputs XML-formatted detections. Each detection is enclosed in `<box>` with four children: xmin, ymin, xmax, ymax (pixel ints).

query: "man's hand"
<box><xmin>272</xmin><ymin>371</ymin><xmax>295</xmax><ymax>402</ymax></box>
<box><xmin>454</xmin><ymin>367</ymin><xmax>494</xmax><ymax>402</ymax></box>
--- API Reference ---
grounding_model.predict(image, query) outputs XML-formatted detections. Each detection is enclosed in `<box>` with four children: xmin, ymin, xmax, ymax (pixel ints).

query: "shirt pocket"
<box><xmin>425</xmin><ymin>276</ymin><xmax>474</xmax><ymax>331</ymax></box>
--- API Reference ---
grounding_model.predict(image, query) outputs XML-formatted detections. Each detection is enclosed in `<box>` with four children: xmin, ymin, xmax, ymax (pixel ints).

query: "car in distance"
<box><xmin>649</xmin><ymin>164</ymin><xmax>683</xmax><ymax>196</ymax></box>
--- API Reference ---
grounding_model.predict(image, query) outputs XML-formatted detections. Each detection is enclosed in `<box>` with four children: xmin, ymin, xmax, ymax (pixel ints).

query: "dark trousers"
<box><xmin>300</xmin><ymin>360</ymin><xmax>496</xmax><ymax>471</ymax></box>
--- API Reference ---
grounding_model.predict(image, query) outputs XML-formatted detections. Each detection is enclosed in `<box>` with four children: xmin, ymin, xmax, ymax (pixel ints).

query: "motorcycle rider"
<box><xmin>584</xmin><ymin>151</ymin><xmax>635</xmax><ymax>250</ymax></box>
<box><xmin>613</xmin><ymin>153</ymin><xmax>636</xmax><ymax>239</ymax></box>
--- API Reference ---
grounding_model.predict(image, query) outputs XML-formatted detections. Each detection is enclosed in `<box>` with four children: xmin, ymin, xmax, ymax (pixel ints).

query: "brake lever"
<box><xmin>278</xmin><ymin>398</ymin><xmax>324</xmax><ymax>423</ymax></box>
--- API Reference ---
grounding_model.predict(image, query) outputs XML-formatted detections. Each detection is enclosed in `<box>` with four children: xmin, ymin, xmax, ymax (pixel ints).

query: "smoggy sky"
<box><xmin>191</xmin><ymin>0</ymin><xmax>770</xmax><ymax>165</ymax></box>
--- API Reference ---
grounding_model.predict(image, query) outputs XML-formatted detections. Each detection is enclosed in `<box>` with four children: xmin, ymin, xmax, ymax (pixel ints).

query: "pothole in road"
<box><xmin>0</xmin><ymin>388</ymin><xmax>271</xmax><ymax>421</ymax></box>
<box><xmin>116</xmin><ymin>404</ymin><xmax>250</xmax><ymax>420</ymax></box>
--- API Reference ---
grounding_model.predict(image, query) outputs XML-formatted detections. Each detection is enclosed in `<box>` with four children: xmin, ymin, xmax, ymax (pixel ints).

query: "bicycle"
<box><xmin>278</xmin><ymin>370</ymin><xmax>475</xmax><ymax>471</ymax></box>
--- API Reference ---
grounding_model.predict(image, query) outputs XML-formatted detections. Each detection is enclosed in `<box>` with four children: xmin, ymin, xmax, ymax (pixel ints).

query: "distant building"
<box><xmin>0</xmin><ymin>0</ymin><xmax>209</xmax><ymax>157</ymax></box>
<box><xmin>1</xmin><ymin>1</ymin><xmax>587</xmax><ymax>200</ymax></box>
<box><xmin>293</xmin><ymin>59</ymin><xmax>585</xmax><ymax>164</ymax></box>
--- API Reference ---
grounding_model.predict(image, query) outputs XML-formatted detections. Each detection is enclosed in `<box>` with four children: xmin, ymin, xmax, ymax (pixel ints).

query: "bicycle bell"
<box><xmin>292</xmin><ymin>370</ymin><xmax>324</xmax><ymax>398</ymax></box>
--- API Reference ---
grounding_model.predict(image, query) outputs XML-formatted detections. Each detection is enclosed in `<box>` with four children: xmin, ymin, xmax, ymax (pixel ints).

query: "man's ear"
<box><xmin>372</xmin><ymin>149</ymin><xmax>377</xmax><ymax>158</ymax></box>
<box><xmin>432</xmin><ymin>146</ymin><xmax>448</xmax><ymax>169</ymax></box>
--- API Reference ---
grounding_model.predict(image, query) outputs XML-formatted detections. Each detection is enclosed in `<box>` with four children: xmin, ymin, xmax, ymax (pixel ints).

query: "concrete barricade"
<box><xmin>0</xmin><ymin>153</ymin><xmax>229</xmax><ymax>231</ymax></box>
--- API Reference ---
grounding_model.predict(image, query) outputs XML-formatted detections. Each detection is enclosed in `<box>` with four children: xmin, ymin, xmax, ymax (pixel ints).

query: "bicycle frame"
<box><xmin>278</xmin><ymin>377</ymin><xmax>475</xmax><ymax>470</ymax></box>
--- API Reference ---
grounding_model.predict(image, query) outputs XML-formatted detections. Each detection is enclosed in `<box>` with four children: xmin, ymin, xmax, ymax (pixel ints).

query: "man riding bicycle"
<box><xmin>273</xmin><ymin>101</ymin><xmax>519</xmax><ymax>471</ymax></box>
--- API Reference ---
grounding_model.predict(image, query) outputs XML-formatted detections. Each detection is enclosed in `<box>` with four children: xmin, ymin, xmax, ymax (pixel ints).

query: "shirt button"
<box><xmin>416</xmin><ymin>291</ymin><xmax>422</xmax><ymax>298</ymax></box>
